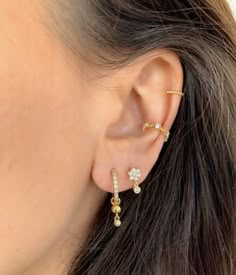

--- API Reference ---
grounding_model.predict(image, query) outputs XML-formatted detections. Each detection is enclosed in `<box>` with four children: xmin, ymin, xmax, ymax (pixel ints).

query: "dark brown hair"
<box><xmin>43</xmin><ymin>0</ymin><xmax>236</xmax><ymax>274</ymax></box>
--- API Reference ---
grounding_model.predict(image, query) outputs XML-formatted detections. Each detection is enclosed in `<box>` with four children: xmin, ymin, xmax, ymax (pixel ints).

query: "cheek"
<box><xmin>0</xmin><ymin>40</ymin><xmax>94</xmax><ymax>274</ymax></box>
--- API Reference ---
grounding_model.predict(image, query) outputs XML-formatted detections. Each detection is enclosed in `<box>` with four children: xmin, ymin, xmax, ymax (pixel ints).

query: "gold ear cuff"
<box><xmin>143</xmin><ymin>122</ymin><xmax>170</xmax><ymax>142</ymax></box>
<box><xmin>166</xmin><ymin>90</ymin><xmax>184</xmax><ymax>96</ymax></box>
<box><xmin>142</xmin><ymin>90</ymin><xmax>184</xmax><ymax>142</ymax></box>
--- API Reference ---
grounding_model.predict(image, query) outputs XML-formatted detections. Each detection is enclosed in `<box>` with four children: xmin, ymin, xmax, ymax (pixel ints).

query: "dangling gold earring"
<box><xmin>166</xmin><ymin>90</ymin><xmax>184</xmax><ymax>96</ymax></box>
<box><xmin>111</xmin><ymin>168</ymin><xmax>122</xmax><ymax>227</ymax></box>
<box><xmin>128</xmin><ymin>168</ymin><xmax>141</xmax><ymax>194</ymax></box>
<box><xmin>143</xmin><ymin>122</ymin><xmax>170</xmax><ymax>142</ymax></box>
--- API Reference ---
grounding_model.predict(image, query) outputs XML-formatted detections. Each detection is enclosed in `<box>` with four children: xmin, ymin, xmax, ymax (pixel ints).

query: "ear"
<box><xmin>91</xmin><ymin>48</ymin><xmax>184</xmax><ymax>193</ymax></box>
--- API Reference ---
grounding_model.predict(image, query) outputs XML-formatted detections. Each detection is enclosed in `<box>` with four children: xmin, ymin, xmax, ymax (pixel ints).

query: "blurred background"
<box><xmin>228</xmin><ymin>0</ymin><xmax>236</xmax><ymax>17</ymax></box>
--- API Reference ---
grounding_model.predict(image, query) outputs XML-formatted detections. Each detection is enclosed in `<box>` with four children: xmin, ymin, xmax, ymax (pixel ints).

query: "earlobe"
<box><xmin>91</xmin><ymin>49</ymin><xmax>184</xmax><ymax>195</ymax></box>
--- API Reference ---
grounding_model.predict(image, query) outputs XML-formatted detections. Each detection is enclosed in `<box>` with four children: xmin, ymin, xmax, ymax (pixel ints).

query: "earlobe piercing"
<box><xmin>111</xmin><ymin>168</ymin><xmax>122</xmax><ymax>227</ymax></box>
<box><xmin>166</xmin><ymin>90</ymin><xmax>184</xmax><ymax>96</ymax></box>
<box><xmin>143</xmin><ymin>122</ymin><xmax>170</xmax><ymax>142</ymax></box>
<box><xmin>128</xmin><ymin>168</ymin><xmax>141</xmax><ymax>194</ymax></box>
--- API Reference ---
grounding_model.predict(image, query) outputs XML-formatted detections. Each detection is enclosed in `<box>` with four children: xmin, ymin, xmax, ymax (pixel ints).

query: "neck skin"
<box><xmin>20</xmin><ymin>182</ymin><xmax>106</xmax><ymax>275</ymax></box>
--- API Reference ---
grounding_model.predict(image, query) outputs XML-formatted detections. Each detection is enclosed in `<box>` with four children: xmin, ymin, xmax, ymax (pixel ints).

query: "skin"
<box><xmin>0</xmin><ymin>1</ymin><xmax>183</xmax><ymax>274</ymax></box>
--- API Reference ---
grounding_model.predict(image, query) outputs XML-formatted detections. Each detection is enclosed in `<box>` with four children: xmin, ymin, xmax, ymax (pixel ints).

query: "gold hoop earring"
<box><xmin>128</xmin><ymin>168</ymin><xmax>141</xmax><ymax>194</ymax></box>
<box><xmin>111</xmin><ymin>168</ymin><xmax>122</xmax><ymax>227</ymax></box>
<box><xmin>143</xmin><ymin>122</ymin><xmax>170</xmax><ymax>142</ymax></box>
<box><xmin>166</xmin><ymin>90</ymin><xmax>184</xmax><ymax>96</ymax></box>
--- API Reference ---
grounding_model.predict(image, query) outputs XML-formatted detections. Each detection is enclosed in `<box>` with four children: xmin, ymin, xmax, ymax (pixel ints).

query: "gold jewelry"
<box><xmin>111</xmin><ymin>168</ymin><xmax>122</xmax><ymax>227</ymax></box>
<box><xmin>143</xmin><ymin>122</ymin><xmax>170</xmax><ymax>142</ymax></box>
<box><xmin>166</xmin><ymin>90</ymin><xmax>184</xmax><ymax>96</ymax></box>
<box><xmin>128</xmin><ymin>168</ymin><xmax>141</xmax><ymax>194</ymax></box>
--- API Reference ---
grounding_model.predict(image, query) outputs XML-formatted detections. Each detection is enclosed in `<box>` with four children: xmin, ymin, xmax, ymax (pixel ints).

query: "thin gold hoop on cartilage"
<box><xmin>166</xmin><ymin>90</ymin><xmax>184</xmax><ymax>96</ymax></box>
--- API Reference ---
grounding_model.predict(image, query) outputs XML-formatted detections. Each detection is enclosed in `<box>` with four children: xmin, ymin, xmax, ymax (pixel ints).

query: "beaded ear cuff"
<box><xmin>143</xmin><ymin>122</ymin><xmax>170</xmax><ymax>142</ymax></box>
<box><xmin>142</xmin><ymin>90</ymin><xmax>184</xmax><ymax>142</ymax></box>
<box><xmin>166</xmin><ymin>90</ymin><xmax>184</xmax><ymax>96</ymax></box>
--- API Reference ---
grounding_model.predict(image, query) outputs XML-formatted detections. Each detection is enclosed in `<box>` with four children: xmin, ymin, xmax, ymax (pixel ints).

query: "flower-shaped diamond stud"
<box><xmin>128</xmin><ymin>168</ymin><xmax>141</xmax><ymax>194</ymax></box>
<box><xmin>128</xmin><ymin>168</ymin><xmax>141</xmax><ymax>181</ymax></box>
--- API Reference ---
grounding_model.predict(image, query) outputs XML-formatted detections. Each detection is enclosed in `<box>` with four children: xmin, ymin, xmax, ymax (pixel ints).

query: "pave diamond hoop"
<box><xmin>128</xmin><ymin>167</ymin><xmax>141</xmax><ymax>194</ymax></box>
<box><xmin>111</xmin><ymin>168</ymin><xmax>122</xmax><ymax>227</ymax></box>
<box><xmin>143</xmin><ymin>122</ymin><xmax>170</xmax><ymax>142</ymax></box>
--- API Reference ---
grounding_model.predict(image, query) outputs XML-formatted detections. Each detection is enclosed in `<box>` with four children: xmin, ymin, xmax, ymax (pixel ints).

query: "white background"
<box><xmin>228</xmin><ymin>0</ymin><xmax>236</xmax><ymax>17</ymax></box>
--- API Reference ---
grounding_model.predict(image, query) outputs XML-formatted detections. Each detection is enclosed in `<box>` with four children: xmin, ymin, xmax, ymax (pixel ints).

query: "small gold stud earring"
<box><xmin>143</xmin><ymin>122</ymin><xmax>170</xmax><ymax>142</ymax></box>
<box><xmin>128</xmin><ymin>167</ymin><xmax>141</xmax><ymax>194</ymax></box>
<box><xmin>166</xmin><ymin>90</ymin><xmax>184</xmax><ymax>96</ymax></box>
<box><xmin>111</xmin><ymin>168</ymin><xmax>122</xmax><ymax>227</ymax></box>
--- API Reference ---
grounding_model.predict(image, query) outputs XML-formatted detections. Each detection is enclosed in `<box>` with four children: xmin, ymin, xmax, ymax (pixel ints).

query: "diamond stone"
<box><xmin>114</xmin><ymin>219</ymin><xmax>121</xmax><ymax>227</ymax></box>
<box><xmin>155</xmin><ymin>123</ymin><xmax>161</xmax><ymax>129</ymax></box>
<box><xmin>165</xmin><ymin>131</ymin><xmax>170</xmax><ymax>141</ymax></box>
<box><xmin>133</xmin><ymin>186</ymin><xmax>141</xmax><ymax>194</ymax></box>
<box><xmin>128</xmin><ymin>168</ymin><xmax>141</xmax><ymax>181</ymax></box>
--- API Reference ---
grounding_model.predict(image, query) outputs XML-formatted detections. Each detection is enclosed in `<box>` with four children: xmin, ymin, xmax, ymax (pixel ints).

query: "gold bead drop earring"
<box><xmin>111</xmin><ymin>168</ymin><xmax>122</xmax><ymax>227</ymax></box>
<box><xmin>128</xmin><ymin>168</ymin><xmax>141</xmax><ymax>194</ymax></box>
